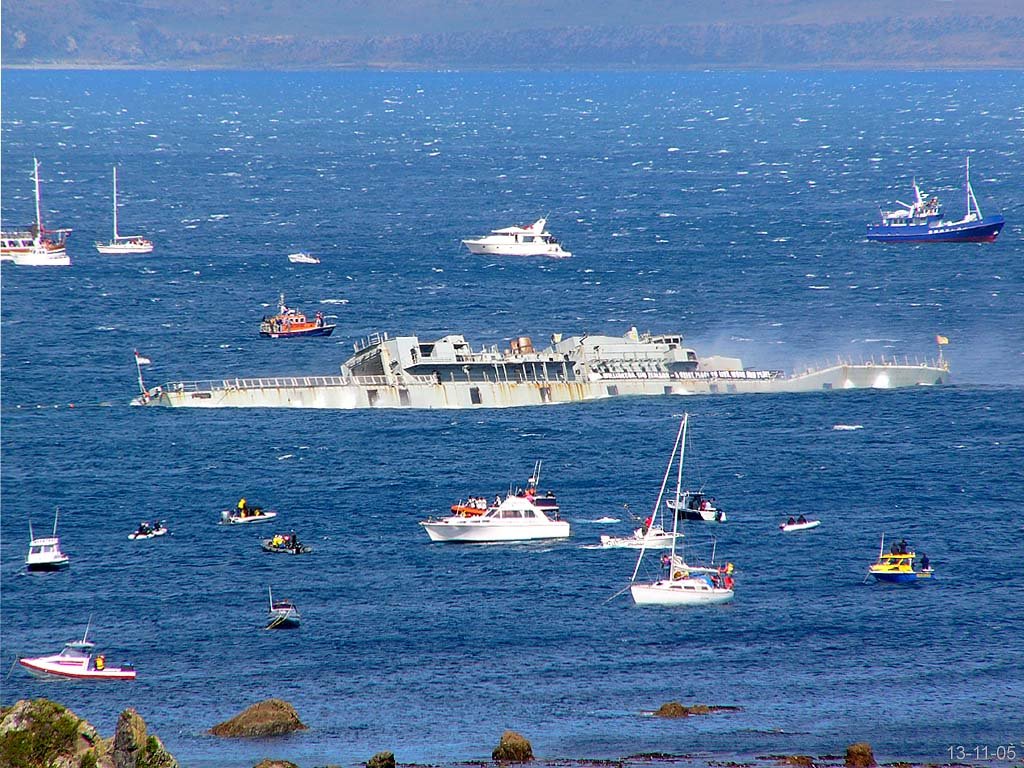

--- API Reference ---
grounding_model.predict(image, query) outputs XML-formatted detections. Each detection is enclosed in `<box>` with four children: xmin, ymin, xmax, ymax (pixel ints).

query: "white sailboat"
<box><xmin>95</xmin><ymin>167</ymin><xmax>154</xmax><ymax>254</ymax></box>
<box><xmin>629</xmin><ymin>414</ymin><xmax>735</xmax><ymax>606</ymax></box>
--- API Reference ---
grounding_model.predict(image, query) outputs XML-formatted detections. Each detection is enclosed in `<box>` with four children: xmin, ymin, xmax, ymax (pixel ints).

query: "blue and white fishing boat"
<box><xmin>866</xmin><ymin>157</ymin><xmax>1004</xmax><ymax>243</ymax></box>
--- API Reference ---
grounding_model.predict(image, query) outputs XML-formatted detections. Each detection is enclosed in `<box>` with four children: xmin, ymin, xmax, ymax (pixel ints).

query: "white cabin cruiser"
<box><xmin>19</xmin><ymin>624</ymin><xmax>136</xmax><ymax>681</ymax></box>
<box><xmin>26</xmin><ymin>508</ymin><xmax>70</xmax><ymax>572</ymax></box>
<box><xmin>421</xmin><ymin>493</ymin><xmax>570</xmax><ymax>543</ymax></box>
<box><xmin>462</xmin><ymin>218</ymin><xmax>571</xmax><ymax>258</ymax></box>
<box><xmin>287</xmin><ymin>251</ymin><xmax>320</xmax><ymax>264</ymax></box>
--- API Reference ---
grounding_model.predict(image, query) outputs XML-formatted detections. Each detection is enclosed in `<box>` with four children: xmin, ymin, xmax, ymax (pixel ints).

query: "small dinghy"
<box><xmin>780</xmin><ymin>517</ymin><xmax>821</xmax><ymax>533</ymax></box>
<box><xmin>19</xmin><ymin>620</ymin><xmax>136</xmax><ymax>681</ymax></box>
<box><xmin>261</xmin><ymin>532</ymin><xmax>312</xmax><ymax>555</ymax></box>
<box><xmin>128</xmin><ymin>520</ymin><xmax>168</xmax><ymax>540</ymax></box>
<box><xmin>266</xmin><ymin>587</ymin><xmax>300</xmax><ymax>629</ymax></box>
<box><xmin>221</xmin><ymin>498</ymin><xmax>278</xmax><ymax>525</ymax></box>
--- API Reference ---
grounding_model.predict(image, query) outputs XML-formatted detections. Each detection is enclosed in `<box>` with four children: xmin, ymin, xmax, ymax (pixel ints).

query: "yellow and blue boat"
<box><xmin>868</xmin><ymin>535</ymin><xmax>933</xmax><ymax>583</ymax></box>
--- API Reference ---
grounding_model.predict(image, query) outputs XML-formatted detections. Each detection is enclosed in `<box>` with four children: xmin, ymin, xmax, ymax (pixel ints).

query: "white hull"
<box><xmin>96</xmin><ymin>241</ymin><xmax>154</xmax><ymax>255</ymax></box>
<box><xmin>630</xmin><ymin>580</ymin><xmax>734</xmax><ymax>605</ymax></box>
<box><xmin>11</xmin><ymin>248</ymin><xmax>70</xmax><ymax>267</ymax></box>
<box><xmin>19</xmin><ymin>658</ymin><xmax>136</xmax><ymax>681</ymax></box>
<box><xmin>780</xmin><ymin>520</ymin><xmax>821</xmax><ymax>532</ymax></box>
<box><xmin>600</xmin><ymin>528</ymin><xmax>679</xmax><ymax>549</ymax></box>
<box><xmin>462</xmin><ymin>241</ymin><xmax>571</xmax><ymax>258</ymax></box>
<box><xmin>421</xmin><ymin>518</ymin><xmax>570</xmax><ymax>542</ymax></box>
<box><xmin>136</xmin><ymin>361</ymin><xmax>950</xmax><ymax>410</ymax></box>
<box><xmin>288</xmin><ymin>252</ymin><xmax>320</xmax><ymax>264</ymax></box>
<box><xmin>220</xmin><ymin>510</ymin><xmax>277</xmax><ymax>525</ymax></box>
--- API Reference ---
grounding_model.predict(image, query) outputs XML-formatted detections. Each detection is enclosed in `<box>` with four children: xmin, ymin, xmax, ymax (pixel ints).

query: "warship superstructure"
<box><xmin>133</xmin><ymin>327</ymin><xmax>949</xmax><ymax>409</ymax></box>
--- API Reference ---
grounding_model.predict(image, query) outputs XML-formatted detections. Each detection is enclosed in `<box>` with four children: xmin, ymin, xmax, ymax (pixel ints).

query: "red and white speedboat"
<box><xmin>19</xmin><ymin>625</ymin><xmax>136</xmax><ymax>681</ymax></box>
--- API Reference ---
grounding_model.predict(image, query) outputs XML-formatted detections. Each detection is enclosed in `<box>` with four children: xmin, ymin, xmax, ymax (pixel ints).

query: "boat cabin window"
<box><xmin>501</xmin><ymin>509</ymin><xmax>523</xmax><ymax>519</ymax></box>
<box><xmin>29</xmin><ymin>546</ymin><xmax>42</xmax><ymax>554</ymax></box>
<box><xmin>521</xmin><ymin>509</ymin><xmax>536</xmax><ymax>518</ymax></box>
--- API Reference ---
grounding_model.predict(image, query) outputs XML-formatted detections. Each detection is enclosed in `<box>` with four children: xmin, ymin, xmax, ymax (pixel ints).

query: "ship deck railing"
<box><xmin>156</xmin><ymin>373</ymin><xmax>440</xmax><ymax>393</ymax></box>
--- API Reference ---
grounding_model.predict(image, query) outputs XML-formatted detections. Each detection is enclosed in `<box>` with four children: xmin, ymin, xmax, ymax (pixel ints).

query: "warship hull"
<box><xmin>135</xmin><ymin>363</ymin><xmax>948</xmax><ymax>409</ymax></box>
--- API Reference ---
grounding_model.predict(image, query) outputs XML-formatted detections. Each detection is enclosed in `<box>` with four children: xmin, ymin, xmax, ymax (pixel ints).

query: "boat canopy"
<box><xmin>483</xmin><ymin>494</ymin><xmax>548</xmax><ymax>519</ymax></box>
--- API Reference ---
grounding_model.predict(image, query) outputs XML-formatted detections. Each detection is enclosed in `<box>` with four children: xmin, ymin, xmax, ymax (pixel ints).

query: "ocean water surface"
<box><xmin>1</xmin><ymin>70</ymin><xmax>1022</xmax><ymax>767</ymax></box>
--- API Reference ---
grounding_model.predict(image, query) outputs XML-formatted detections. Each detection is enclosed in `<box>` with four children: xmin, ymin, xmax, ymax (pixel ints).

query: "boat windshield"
<box><xmin>61</xmin><ymin>642</ymin><xmax>94</xmax><ymax>658</ymax></box>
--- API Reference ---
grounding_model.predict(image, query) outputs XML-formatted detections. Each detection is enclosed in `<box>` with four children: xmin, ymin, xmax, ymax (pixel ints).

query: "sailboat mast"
<box><xmin>669</xmin><ymin>414</ymin><xmax>688</xmax><ymax>564</ymax></box>
<box><xmin>112</xmin><ymin>167</ymin><xmax>120</xmax><ymax>239</ymax></box>
<box><xmin>33</xmin><ymin>158</ymin><xmax>43</xmax><ymax>233</ymax></box>
<box><xmin>630</xmin><ymin>414</ymin><xmax>686</xmax><ymax>583</ymax></box>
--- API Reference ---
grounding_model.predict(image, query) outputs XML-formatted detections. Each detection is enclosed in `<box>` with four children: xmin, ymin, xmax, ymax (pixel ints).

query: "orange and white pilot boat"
<box><xmin>259</xmin><ymin>293</ymin><xmax>336</xmax><ymax>339</ymax></box>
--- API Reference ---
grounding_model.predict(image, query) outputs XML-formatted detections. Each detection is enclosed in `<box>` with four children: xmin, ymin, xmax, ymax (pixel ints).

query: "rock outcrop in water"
<box><xmin>845</xmin><ymin>743</ymin><xmax>876</xmax><ymax>768</ymax></box>
<box><xmin>492</xmin><ymin>731</ymin><xmax>533</xmax><ymax>762</ymax></box>
<box><xmin>112</xmin><ymin>708</ymin><xmax>178</xmax><ymax>768</ymax></box>
<box><xmin>210</xmin><ymin>699</ymin><xmax>308</xmax><ymax>738</ymax></box>
<box><xmin>367</xmin><ymin>751</ymin><xmax>396</xmax><ymax>768</ymax></box>
<box><xmin>652</xmin><ymin>701</ymin><xmax>741</xmax><ymax>718</ymax></box>
<box><xmin>0</xmin><ymin>699</ymin><xmax>175</xmax><ymax>768</ymax></box>
<box><xmin>252</xmin><ymin>760</ymin><xmax>300</xmax><ymax>768</ymax></box>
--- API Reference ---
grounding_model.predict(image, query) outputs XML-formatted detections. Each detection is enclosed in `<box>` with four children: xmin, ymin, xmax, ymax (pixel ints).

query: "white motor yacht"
<box><xmin>26</xmin><ymin>508</ymin><xmax>70</xmax><ymax>572</ymax></box>
<box><xmin>421</xmin><ymin>493</ymin><xmax>570</xmax><ymax>543</ymax></box>
<box><xmin>287</xmin><ymin>251</ymin><xmax>320</xmax><ymax>264</ymax></box>
<box><xmin>462</xmin><ymin>218</ymin><xmax>571</xmax><ymax>258</ymax></box>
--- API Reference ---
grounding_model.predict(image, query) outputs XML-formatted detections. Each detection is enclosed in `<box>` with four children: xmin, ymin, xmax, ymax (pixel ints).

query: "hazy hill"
<box><xmin>3</xmin><ymin>0</ymin><xmax>1022</xmax><ymax>68</ymax></box>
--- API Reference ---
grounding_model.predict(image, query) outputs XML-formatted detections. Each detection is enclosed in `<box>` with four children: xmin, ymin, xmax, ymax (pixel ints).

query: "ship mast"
<box><xmin>112</xmin><ymin>167</ymin><xmax>120</xmax><ymax>239</ymax></box>
<box><xmin>965</xmin><ymin>156</ymin><xmax>982</xmax><ymax>219</ymax></box>
<box><xmin>33</xmin><ymin>157</ymin><xmax>43</xmax><ymax>234</ymax></box>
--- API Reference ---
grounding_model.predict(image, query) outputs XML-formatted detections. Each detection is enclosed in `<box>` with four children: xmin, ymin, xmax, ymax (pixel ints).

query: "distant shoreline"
<box><xmin>3</xmin><ymin>62</ymin><xmax>1021</xmax><ymax>72</ymax></box>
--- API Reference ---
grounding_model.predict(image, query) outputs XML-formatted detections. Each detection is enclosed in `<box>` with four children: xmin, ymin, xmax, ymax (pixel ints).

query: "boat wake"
<box><xmin>582</xmin><ymin>517</ymin><xmax>620</xmax><ymax>524</ymax></box>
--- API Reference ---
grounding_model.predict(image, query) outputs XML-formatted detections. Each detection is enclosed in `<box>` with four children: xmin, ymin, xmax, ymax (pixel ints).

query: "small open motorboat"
<box><xmin>287</xmin><ymin>251</ymin><xmax>320</xmax><ymax>264</ymax></box>
<box><xmin>221</xmin><ymin>498</ymin><xmax>278</xmax><ymax>525</ymax></box>
<box><xmin>261</xmin><ymin>533</ymin><xmax>312</xmax><ymax>555</ymax></box>
<box><xmin>868</xmin><ymin>535</ymin><xmax>933</xmax><ymax>583</ymax></box>
<box><xmin>26</xmin><ymin>508</ymin><xmax>70</xmax><ymax>572</ymax></box>
<box><xmin>666</xmin><ymin>491</ymin><xmax>726</xmax><ymax>523</ymax></box>
<box><xmin>780</xmin><ymin>517</ymin><xmax>821</xmax><ymax>533</ymax></box>
<box><xmin>19</xmin><ymin>623</ymin><xmax>136</xmax><ymax>681</ymax></box>
<box><xmin>266</xmin><ymin>588</ymin><xmax>300</xmax><ymax>629</ymax></box>
<box><xmin>601</xmin><ymin>524</ymin><xmax>681</xmax><ymax>549</ymax></box>
<box><xmin>128</xmin><ymin>520</ymin><xmax>168</xmax><ymax>540</ymax></box>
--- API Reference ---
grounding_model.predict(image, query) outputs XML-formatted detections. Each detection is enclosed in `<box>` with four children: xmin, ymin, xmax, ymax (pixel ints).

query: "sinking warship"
<box><xmin>132</xmin><ymin>326</ymin><xmax>948</xmax><ymax>409</ymax></box>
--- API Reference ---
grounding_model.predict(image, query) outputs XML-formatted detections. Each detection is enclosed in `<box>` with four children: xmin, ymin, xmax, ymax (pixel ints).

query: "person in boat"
<box><xmin>890</xmin><ymin>542</ymin><xmax>900</xmax><ymax>555</ymax></box>
<box><xmin>643</xmin><ymin>515</ymin><xmax>653</xmax><ymax>534</ymax></box>
<box><xmin>315</xmin><ymin>311</ymin><xmax>324</xmax><ymax>327</ymax></box>
<box><xmin>290</xmin><ymin>531</ymin><xmax>299</xmax><ymax>550</ymax></box>
<box><xmin>689</xmin><ymin>495</ymin><xmax>700</xmax><ymax>511</ymax></box>
<box><xmin>787</xmin><ymin>517</ymin><xmax>796</xmax><ymax>526</ymax></box>
<box><xmin>494</xmin><ymin>494</ymin><xmax>501</xmax><ymax>506</ymax></box>
<box><xmin>920</xmin><ymin>552</ymin><xmax>930</xmax><ymax>571</ymax></box>
<box><xmin>797</xmin><ymin>514</ymin><xmax>807</xmax><ymax>524</ymax></box>
<box><xmin>898</xmin><ymin>538</ymin><xmax>909</xmax><ymax>555</ymax></box>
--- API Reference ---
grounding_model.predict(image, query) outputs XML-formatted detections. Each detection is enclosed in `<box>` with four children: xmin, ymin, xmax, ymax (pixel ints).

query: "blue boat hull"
<box><xmin>871</xmin><ymin>571</ymin><xmax>919</xmax><ymax>584</ymax></box>
<box><xmin>867</xmin><ymin>215</ymin><xmax>1004</xmax><ymax>243</ymax></box>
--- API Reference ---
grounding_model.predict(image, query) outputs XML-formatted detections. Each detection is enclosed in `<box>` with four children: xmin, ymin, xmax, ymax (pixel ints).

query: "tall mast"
<box><xmin>53</xmin><ymin>506</ymin><xmax>60</xmax><ymax>536</ymax></box>
<box><xmin>965</xmin><ymin>156</ymin><xmax>982</xmax><ymax>219</ymax></box>
<box><xmin>112</xmin><ymin>167</ymin><xmax>120</xmax><ymax>239</ymax></box>
<box><xmin>631</xmin><ymin>413</ymin><xmax>686</xmax><ymax>583</ymax></box>
<box><xmin>33</xmin><ymin>158</ymin><xmax>43</xmax><ymax>233</ymax></box>
<box><xmin>669</xmin><ymin>414</ymin><xmax>688</xmax><ymax>565</ymax></box>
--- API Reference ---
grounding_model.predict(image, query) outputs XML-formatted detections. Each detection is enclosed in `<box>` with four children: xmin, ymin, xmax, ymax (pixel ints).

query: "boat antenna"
<box><xmin>53</xmin><ymin>506</ymin><xmax>60</xmax><ymax>537</ymax></box>
<box><xmin>268</xmin><ymin>585</ymin><xmax>274</xmax><ymax>609</ymax></box>
<box><xmin>28</xmin><ymin>516</ymin><xmax>34</xmax><ymax>541</ymax></box>
<box><xmin>878</xmin><ymin>533</ymin><xmax>885</xmax><ymax>560</ymax></box>
<box><xmin>82</xmin><ymin>614</ymin><xmax>92</xmax><ymax>644</ymax></box>
<box><xmin>630</xmin><ymin>413</ymin><xmax>686</xmax><ymax>583</ymax></box>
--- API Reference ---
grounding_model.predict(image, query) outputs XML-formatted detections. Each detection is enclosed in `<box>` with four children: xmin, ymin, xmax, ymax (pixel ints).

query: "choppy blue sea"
<box><xmin>2</xmin><ymin>70</ymin><xmax>1022</xmax><ymax>767</ymax></box>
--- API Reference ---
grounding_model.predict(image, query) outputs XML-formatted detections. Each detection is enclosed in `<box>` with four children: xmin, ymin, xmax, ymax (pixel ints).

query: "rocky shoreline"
<box><xmin>0</xmin><ymin>698</ymin><xmax>989</xmax><ymax>768</ymax></box>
